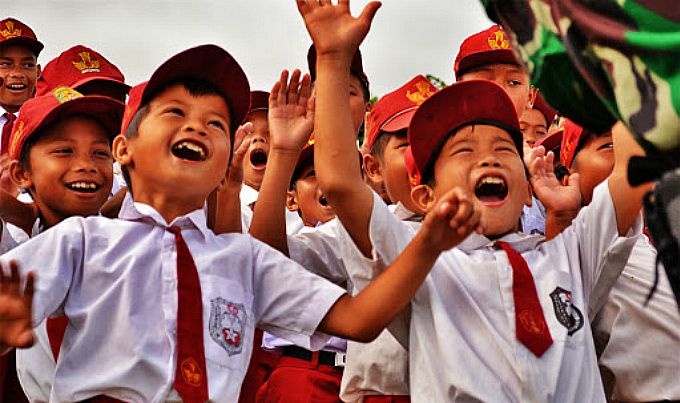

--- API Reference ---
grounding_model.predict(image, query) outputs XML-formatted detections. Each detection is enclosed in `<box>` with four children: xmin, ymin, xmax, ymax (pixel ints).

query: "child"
<box><xmin>36</xmin><ymin>45</ymin><xmax>131</xmax><ymax>102</ymax></box>
<box><xmin>239</xmin><ymin>90</ymin><xmax>303</xmax><ymax>235</ymax></box>
<box><xmin>454</xmin><ymin>25</ymin><xmax>530</xmax><ymax>117</ymax></box>
<box><xmin>520</xmin><ymin>92</ymin><xmax>555</xmax><ymax>149</ymax></box>
<box><xmin>298</xmin><ymin>1</ymin><xmax>648</xmax><ymax>400</ymax></box>
<box><xmin>0</xmin><ymin>87</ymin><xmax>124</xmax><ymax>402</ymax></box>
<box><xmin>0</xmin><ymin>44</ymin><xmax>471</xmax><ymax>402</ymax></box>
<box><xmin>532</xmin><ymin>119</ymin><xmax>680</xmax><ymax>401</ymax></box>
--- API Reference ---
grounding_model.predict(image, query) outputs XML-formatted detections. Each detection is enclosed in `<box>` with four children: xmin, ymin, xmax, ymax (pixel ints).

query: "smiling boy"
<box><xmin>0</xmin><ymin>44</ymin><xmax>473</xmax><ymax>402</ymax></box>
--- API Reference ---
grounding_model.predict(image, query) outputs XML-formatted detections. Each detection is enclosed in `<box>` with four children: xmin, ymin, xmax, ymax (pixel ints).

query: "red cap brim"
<box><xmin>455</xmin><ymin>49</ymin><xmax>517</xmax><ymax>79</ymax></box>
<box><xmin>0</xmin><ymin>37</ymin><xmax>44</xmax><ymax>56</ymax></box>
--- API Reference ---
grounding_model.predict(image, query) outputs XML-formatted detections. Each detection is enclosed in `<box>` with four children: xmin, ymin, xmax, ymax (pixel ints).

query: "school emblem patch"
<box><xmin>1</xmin><ymin>21</ymin><xmax>21</xmax><ymax>39</ymax></box>
<box><xmin>72</xmin><ymin>51</ymin><xmax>101</xmax><ymax>74</ymax></box>
<box><xmin>550</xmin><ymin>287</ymin><xmax>584</xmax><ymax>335</ymax></box>
<box><xmin>209</xmin><ymin>297</ymin><xmax>246</xmax><ymax>356</ymax></box>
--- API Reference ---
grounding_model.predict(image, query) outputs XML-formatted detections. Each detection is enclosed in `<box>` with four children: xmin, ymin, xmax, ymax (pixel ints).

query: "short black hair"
<box><xmin>369</xmin><ymin>129</ymin><xmax>407</xmax><ymax>160</ymax></box>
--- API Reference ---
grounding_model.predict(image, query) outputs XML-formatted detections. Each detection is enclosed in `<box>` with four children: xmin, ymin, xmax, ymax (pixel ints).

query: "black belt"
<box><xmin>281</xmin><ymin>345</ymin><xmax>345</xmax><ymax>368</ymax></box>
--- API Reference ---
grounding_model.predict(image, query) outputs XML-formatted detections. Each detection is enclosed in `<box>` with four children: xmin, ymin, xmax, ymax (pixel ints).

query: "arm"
<box><xmin>249</xmin><ymin>70</ymin><xmax>314</xmax><ymax>253</ymax></box>
<box><xmin>317</xmin><ymin>187</ymin><xmax>483</xmax><ymax>342</ymax></box>
<box><xmin>211</xmin><ymin>123</ymin><xmax>252</xmax><ymax>234</ymax></box>
<box><xmin>608</xmin><ymin>121</ymin><xmax>651</xmax><ymax>235</ymax></box>
<box><xmin>297</xmin><ymin>0</ymin><xmax>381</xmax><ymax>257</ymax></box>
<box><xmin>0</xmin><ymin>261</ymin><xmax>35</xmax><ymax>354</ymax></box>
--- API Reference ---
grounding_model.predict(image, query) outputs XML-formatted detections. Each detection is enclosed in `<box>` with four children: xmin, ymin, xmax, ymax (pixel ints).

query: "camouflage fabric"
<box><xmin>481</xmin><ymin>0</ymin><xmax>680</xmax><ymax>175</ymax></box>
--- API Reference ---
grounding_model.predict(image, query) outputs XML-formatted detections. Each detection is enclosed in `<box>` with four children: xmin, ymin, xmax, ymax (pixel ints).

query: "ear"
<box><xmin>410</xmin><ymin>183</ymin><xmax>437</xmax><ymax>213</ymax></box>
<box><xmin>365</xmin><ymin>101</ymin><xmax>372</xmax><ymax>112</ymax></box>
<box><xmin>525</xmin><ymin>181</ymin><xmax>533</xmax><ymax>207</ymax></box>
<box><xmin>286</xmin><ymin>189</ymin><xmax>299</xmax><ymax>212</ymax></box>
<box><xmin>363</xmin><ymin>153</ymin><xmax>383</xmax><ymax>184</ymax></box>
<box><xmin>36</xmin><ymin>64</ymin><xmax>42</xmax><ymax>79</ymax></box>
<box><xmin>112</xmin><ymin>134</ymin><xmax>132</xmax><ymax>167</ymax></box>
<box><xmin>9</xmin><ymin>160</ymin><xmax>32</xmax><ymax>190</ymax></box>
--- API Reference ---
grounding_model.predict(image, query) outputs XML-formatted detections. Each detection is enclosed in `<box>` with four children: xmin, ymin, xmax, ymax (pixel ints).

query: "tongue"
<box><xmin>477</xmin><ymin>194</ymin><xmax>503</xmax><ymax>203</ymax></box>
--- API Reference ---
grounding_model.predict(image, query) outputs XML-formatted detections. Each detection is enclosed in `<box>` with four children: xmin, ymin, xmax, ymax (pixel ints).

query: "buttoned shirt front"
<box><xmin>3</xmin><ymin>194</ymin><xmax>345</xmax><ymax>402</ymax></box>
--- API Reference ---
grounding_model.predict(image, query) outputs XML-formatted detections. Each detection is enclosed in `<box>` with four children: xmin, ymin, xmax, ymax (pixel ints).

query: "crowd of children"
<box><xmin>0</xmin><ymin>1</ymin><xmax>678</xmax><ymax>402</ymax></box>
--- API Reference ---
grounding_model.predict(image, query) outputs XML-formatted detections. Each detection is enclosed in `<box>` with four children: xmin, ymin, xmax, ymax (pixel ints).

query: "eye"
<box><xmin>22</xmin><ymin>62</ymin><xmax>36</xmax><ymax>68</ymax></box>
<box><xmin>598</xmin><ymin>142</ymin><xmax>614</xmax><ymax>150</ymax></box>
<box><xmin>94</xmin><ymin>149</ymin><xmax>112</xmax><ymax>158</ymax></box>
<box><xmin>0</xmin><ymin>62</ymin><xmax>11</xmax><ymax>68</ymax></box>
<box><xmin>52</xmin><ymin>147</ymin><xmax>73</xmax><ymax>155</ymax></box>
<box><xmin>452</xmin><ymin>147</ymin><xmax>472</xmax><ymax>156</ymax></box>
<box><xmin>508</xmin><ymin>79</ymin><xmax>523</xmax><ymax>87</ymax></box>
<box><xmin>165</xmin><ymin>107</ymin><xmax>184</xmax><ymax>116</ymax></box>
<box><xmin>496</xmin><ymin>146</ymin><xmax>516</xmax><ymax>153</ymax></box>
<box><xmin>208</xmin><ymin>120</ymin><xmax>226</xmax><ymax>131</ymax></box>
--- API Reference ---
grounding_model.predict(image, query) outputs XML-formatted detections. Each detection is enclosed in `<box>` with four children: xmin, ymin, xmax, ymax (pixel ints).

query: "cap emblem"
<box><xmin>406</xmin><ymin>81</ymin><xmax>435</xmax><ymax>105</ymax></box>
<box><xmin>72</xmin><ymin>51</ymin><xmax>101</xmax><ymax>74</ymax></box>
<box><xmin>487</xmin><ymin>30</ymin><xmax>509</xmax><ymax>50</ymax></box>
<box><xmin>1</xmin><ymin>21</ymin><xmax>21</xmax><ymax>39</ymax></box>
<box><xmin>53</xmin><ymin>87</ymin><xmax>84</xmax><ymax>103</ymax></box>
<box><xmin>9</xmin><ymin>120</ymin><xmax>24</xmax><ymax>158</ymax></box>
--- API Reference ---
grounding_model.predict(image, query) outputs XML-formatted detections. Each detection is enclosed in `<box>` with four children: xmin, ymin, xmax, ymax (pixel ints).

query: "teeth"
<box><xmin>174</xmin><ymin>141</ymin><xmax>206</xmax><ymax>159</ymax></box>
<box><xmin>7</xmin><ymin>84</ymin><xmax>26</xmax><ymax>90</ymax></box>
<box><xmin>479</xmin><ymin>176</ymin><xmax>505</xmax><ymax>186</ymax></box>
<box><xmin>68</xmin><ymin>182</ymin><xmax>98</xmax><ymax>190</ymax></box>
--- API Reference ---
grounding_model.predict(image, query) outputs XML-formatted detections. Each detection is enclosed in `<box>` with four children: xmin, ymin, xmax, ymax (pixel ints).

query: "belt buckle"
<box><xmin>334</xmin><ymin>352</ymin><xmax>346</xmax><ymax>367</ymax></box>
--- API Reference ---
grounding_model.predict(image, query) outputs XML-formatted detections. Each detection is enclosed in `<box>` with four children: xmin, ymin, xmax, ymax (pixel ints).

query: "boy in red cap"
<box><xmin>0</xmin><ymin>44</ymin><xmax>461</xmax><ymax>402</ymax></box>
<box><xmin>528</xmin><ymin>119</ymin><xmax>680</xmax><ymax>402</ymax></box>
<box><xmin>520</xmin><ymin>92</ymin><xmax>556</xmax><ymax>150</ymax></box>
<box><xmin>36</xmin><ymin>45</ymin><xmax>130</xmax><ymax>102</ymax></box>
<box><xmin>298</xmin><ymin>1</ymin><xmax>649</xmax><ymax>400</ymax></box>
<box><xmin>454</xmin><ymin>25</ymin><xmax>530</xmax><ymax>118</ymax></box>
<box><xmin>0</xmin><ymin>87</ymin><xmax>123</xmax><ymax>402</ymax></box>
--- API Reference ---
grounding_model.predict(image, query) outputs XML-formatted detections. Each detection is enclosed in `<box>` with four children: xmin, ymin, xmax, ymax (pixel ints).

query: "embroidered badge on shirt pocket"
<box><xmin>550</xmin><ymin>287</ymin><xmax>584</xmax><ymax>336</ymax></box>
<box><xmin>209</xmin><ymin>297</ymin><xmax>247</xmax><ymax>356</ymax></box>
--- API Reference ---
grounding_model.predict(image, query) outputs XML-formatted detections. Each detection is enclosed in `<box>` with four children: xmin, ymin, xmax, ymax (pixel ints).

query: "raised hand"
<box><xmin>0</xmin><ymin>260</ymin><xmax>34</xmax><ymax>353</ymax></box>
<box><xmin>225</xmin><ymin>122</ymin><xmax>254</xmax><ymax>187</ymax></box>
<box><xmin>527</xmin><ymin>146</ymin><xmax>582</xmax><ymax>214</ymax></box>
<box><xmin>420</xmin><ymin>187</ymin><xmax>483</xmax><ymax>252</ymax></box>
<box><xmin>268</xmin><ymin>69</ymin><xmax>314</xmax><ymax>154</ymax></box>
<box><xmin>296</xmin><ymin>0</ymin><xmax>381</xmax><ymax>60</ymax></box>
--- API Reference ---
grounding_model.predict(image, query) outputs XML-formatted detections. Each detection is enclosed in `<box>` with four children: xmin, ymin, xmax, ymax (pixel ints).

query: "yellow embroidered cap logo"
<box><xmin>53</xmin><ymin>87</ymin><xmax>84</xmax><ymax>104</ymax></box>
<box><xmin>487</xmin><ymin>30</ymin><xmax>509</xmax><ymax>50</ymax></box>
<box><xmin>9</xmin><ymin>120</ymin><xmax>25</xmax><ymax>158</ymax></box>
<box><xmin>0</xmin><ymin>21</ymin><xmax>22</xmax><ymax>39</ymax></box>
<box><xmin>406</xmin><ymin>80</ymin><xmax>435</xmax><ymax>105</ymax></box>
<box><xmin>72</xmin><ymin>51</ymin><xmax>101</xmax><ymax>74</ymax></box>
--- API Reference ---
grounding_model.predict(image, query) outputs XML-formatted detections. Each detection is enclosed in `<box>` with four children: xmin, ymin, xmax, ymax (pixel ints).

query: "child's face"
<box><xmin>570</xmin><ymin>133</ymin><xmax>614</xmax><ymax>204</ymax></box>
<box><xmin>288</xmin><ymin>164</ymin><xmax>336</xmax><ymax>227</ymax></box>
<box><xmin>520</xmin><ymin>108</ymin><xmax>548</xmax><ymax>148</ymax></box>
<box><xmin>459</xmin><ymin>63</ymin><xmax>530</xmax><ymax>118</ymax></box>
<box><xmin>242</xmin><ymin>110</ymin><xmax>269</xmax><ymax>190</ymax></box>
<box><xmin>379</xmin><ymin>133</ymin><xmax>418</xmax><ymax>211</ymax></box>
<box><xmin>349</xmin><ymin>75</ymin><xmax>369</xmax><ymax>134</ymax></box>
<box><xmin>17</xmin><ymin>116</ymin><xmax>113</xmax><ymax>227</ymax></box>
<box><xmin>427</xmin><ymin>125</ymin><xmax>531</xmax><ymax>237</ymax></box>
<box><xmin>121</xmin><ymin>84</ymin><xmax>231</xmax><ymax>205</ymax></box>
<box><xmin>0</xmin><ymin>45</ymin><xmax>40</xmax><ymax>113</ymax></box>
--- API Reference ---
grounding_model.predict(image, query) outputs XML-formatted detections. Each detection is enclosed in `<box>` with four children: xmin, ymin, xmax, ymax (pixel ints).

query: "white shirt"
<box><xmin>591</xmin><ymin>235</ymin><xmax>680</xmax><ymax>401</ymax></box>
<box><xmin>3</xmin><ymin>194</ymin><xmax>345</xmax><ymax>403</ymax></box>
<box><xmin>0</xmin><ymin>106</ymin><xmax>16</xmax><ymax>155</ymax></box>
<box><xmin>240</xmin><ymin>184</ymin><xmax>304</xmax><ymax>235</ymax></box>
<box><xmin>351</xmin><ymin>181</ymin><xmax>640</xmax><ymax>402</ymax></box>
<box><xmin>521</xmin><ymin>196</ymin><xmax>546</xmax><ymax>236</ymax></box>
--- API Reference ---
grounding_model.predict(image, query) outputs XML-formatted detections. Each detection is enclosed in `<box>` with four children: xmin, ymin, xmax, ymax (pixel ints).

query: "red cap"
<box><xmin>0</xmin><ymin>18</ymin><xmax>43</xmax><ymax>56</ymax></box>
<box><xmin>454</xmin><ymin>25</ymin><xmax>518</xmax><ymax>80</ymax></box>
<box><xmin>535</xmin><ymin>127</ymin><xmax>564</xmax><ymax>153</ymax></box>
<box><xmin>120</xmin><ymin>45</ymin><xmax>250</xmax><ymax>136</ymax></box>
<box><xmin>560</xmin><ymin>119</ymin><xmax>586</xmax><ymax>169</ymax></box>
<box><xmin>9</xmin><ymin>87</ymin><xmax>124</xmax><ymax>160</ymax></box>
<box><xmin>408</xmin><ymin>80</ymin><xmax>522</xmax><ymax>184</ymax></box>
<box><xmin>404</xmin><ymin>146</ymin><xmax>421</xmax><ymax>187</ymax></box>
<box><xmin>307</xmin><ymin>45</ymin><xmax>369</xmax><ymax>95</ymax></box>
<box><xmin>531</xmin><ymin>92</ymin><xmax>557</xmax><ymax>127</ymax></box>
<box><xmin>248</xmin><ymin>91</ymin><xmax>269</xmax><ymax>113</ymax></box>
<box><xmin>365</xmin><ymin>75</ymin><xmax>438</xmax><ymax>151</ymax></box>
<box><xmin>292</xmin><ymin>135</ymin><xmax>316</xmax><ymax>185</ymax></box>
<box><xmin>36</xmin><ymin>45</ymin><xmax>131</xmax><ymax>97</ymax></box>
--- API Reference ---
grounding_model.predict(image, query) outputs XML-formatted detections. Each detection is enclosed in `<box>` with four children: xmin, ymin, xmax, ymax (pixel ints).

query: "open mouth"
<box><xmin>474</xmin><ymin>176</ymin><xmax>508</xmax><ymax>204</ymax></box>
<box><xmin>250</xmin><ymin>149</ymin><xmax>268</xmax><ymax>169</ymax></box>
<box><xmin>172</xmin><ymin>140</ymin><xmax>207</xmax><ymax>162</ymax></box>
<box><xmin>66</xmin><ymin>181</ymin><xmax>100</xmax><ymax>193</ymax></box>
<box><xmin>6</xmin><ymin>83</ymin><xmax>27</xmax><ymax>91</ymax></box>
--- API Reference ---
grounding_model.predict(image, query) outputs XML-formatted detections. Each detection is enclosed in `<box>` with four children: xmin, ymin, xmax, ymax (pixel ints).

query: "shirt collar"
<box><xmin>118</xmin><ymin>192</ymin><xmax>211</xmax><ymax>239</ymax></box>
<box><xmin>240</xmin><ymin>184</ymin><xmax>259</xmax><ymax>207</ymax></box>
<box><xmin>456</xmin><ymin>231</ymin><xmax>545</xmax><ymax>253</ymax></box>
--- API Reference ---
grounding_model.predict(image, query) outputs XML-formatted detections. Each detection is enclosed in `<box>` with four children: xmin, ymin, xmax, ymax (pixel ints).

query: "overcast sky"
<box><xmin>3</xmin><ymin>1</ymin><xmax>493</xmax><ymax>97</ymax></box>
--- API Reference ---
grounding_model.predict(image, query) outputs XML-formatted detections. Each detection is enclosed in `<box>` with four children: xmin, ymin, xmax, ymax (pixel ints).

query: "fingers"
<box><xmin>287</xmin><ymin>69</ymin><xmax>302</xmax><ymax>105</ymax></box>
<box><xmin>232</xmin><ymin>122</ymin><xmax>253</xmax><ymax>157</ymax></box>
<box><xmin>358</xmin><ymin>1</ymin><xmax>382</xmax><ymax>25</ymax></box>
<box><xmin>298</xmin><ymin>73</ymin><xmax>312</xmax><ymax>108</ymax></box>
<box><xmin>276</xmin><ymin>70</ymin><xmax>290</xmax><ymax>107</ymax></box>
<box><xmin>295</xmin><ymin>0</ymin><xmax>310</xmax><ymax>15</ymax></box>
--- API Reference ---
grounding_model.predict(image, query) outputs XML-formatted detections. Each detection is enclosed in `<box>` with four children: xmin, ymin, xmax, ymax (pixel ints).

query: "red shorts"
<box><xmin>256</xmin><ymin>353</ymin><xmax>343</xmax><ymax>403</ymax></box>
<box><xmin>239</xmin><ymin>329</ymin><xmax>280</xmax><ymax>403</ymax></box>
<box><xmin>363</xmin><ymin>396</ymin><xmax>411</xmax><ymax>403</ymax></box>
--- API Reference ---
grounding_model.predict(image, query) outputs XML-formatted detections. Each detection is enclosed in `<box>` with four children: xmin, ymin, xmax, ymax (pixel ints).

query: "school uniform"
<box><xmin>521</xmin><ymin>196</ymin><xmax>547</xmax><ymax>236</ymax></box>
<box><xmin>337</xmin><ymin>181</ymin><xmax>640</xmax><ymax>402</ymax></box>
<box><xmin>240</xmin><ymin>184</ymin><xmax>304</xmax><ymax>235</ymax></box>
<box><xmin>591</xmin><ymin>235</ymin><xmax>680</xmax><ymax>401</ymax></box>
<box><xmin>2</xmin><ymin>193</ymin><xmax>346</xmax><ymax>402</ymax></box>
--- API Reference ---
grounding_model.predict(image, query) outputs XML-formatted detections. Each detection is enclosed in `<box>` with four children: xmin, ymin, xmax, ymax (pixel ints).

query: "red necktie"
<box><xmin>1</xmin><ymin>113</ymin><xmax>16</xmax><ymax>156</ymax></box>
<box><xmin>168</xmin><ymin>226</ymin><xmax>209</xmax><ymax>403</ymax></box>
<box><xmin>497</xmin><ymin>241</ymin><xmax>553</xmax><ymax>357</ymax></box>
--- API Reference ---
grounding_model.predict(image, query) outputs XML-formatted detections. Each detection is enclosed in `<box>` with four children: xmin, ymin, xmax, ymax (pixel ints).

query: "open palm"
<box><xmin>268</xmin><ymin>69</ymin><xmax>315</xmax><ymax>153</ymax></box>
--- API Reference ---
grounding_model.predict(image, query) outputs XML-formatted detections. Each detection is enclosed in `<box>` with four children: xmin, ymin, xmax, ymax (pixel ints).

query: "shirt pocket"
<box><xmin>201</xmin><ymin>275</ymin><xmax>255</xmax><ymax>369</ymax></box>
<box><xmin>543</xmin><ymin>271</ymin><xmax>587</xmax><ymax>350</ymax></box>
